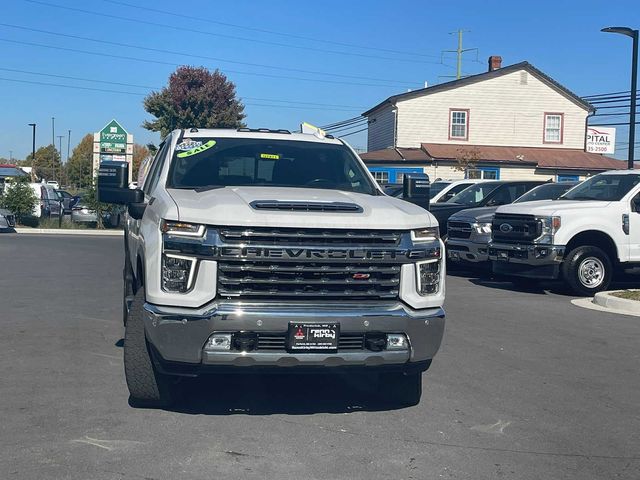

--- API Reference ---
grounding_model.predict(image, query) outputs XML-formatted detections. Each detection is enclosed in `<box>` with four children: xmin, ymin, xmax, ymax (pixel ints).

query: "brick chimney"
<box><xmin>488</xmin><ymin>55</ymin><xmax>502</xmax><ymax>72</ymax></box>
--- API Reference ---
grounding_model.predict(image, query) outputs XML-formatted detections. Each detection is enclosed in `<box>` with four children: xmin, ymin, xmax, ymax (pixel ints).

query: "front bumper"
<box><xmin>447</xmin><ymin>238</ymin><xmax>489</xmax><ymax>263</ymax></box>
<box><xmin>488</xmin><ymin>242</ymin><xmax>565</xmax><ymax>279</ymax></box>
<box><xmin>143</xmin><ymin>300</ymin><xmax>445</xmax><ymax>372</ymax></box>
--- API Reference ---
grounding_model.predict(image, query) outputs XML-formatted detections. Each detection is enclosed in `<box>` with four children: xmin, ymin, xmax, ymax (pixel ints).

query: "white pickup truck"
<box><xmin>489</xmin><ymin>170</ymin><xmax>640</xmax><ymax>295</ymax></box>
<box><xmin>98</xmin><ymin>127</ymin><xmax>446</xmax><ymax>407</ymax></box>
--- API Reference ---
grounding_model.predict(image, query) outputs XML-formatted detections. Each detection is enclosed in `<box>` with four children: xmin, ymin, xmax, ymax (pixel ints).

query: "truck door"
<box><xmin>628</xmin><ymin>189</ymin><xmax>640</xmax><ymax>261</ymax></box>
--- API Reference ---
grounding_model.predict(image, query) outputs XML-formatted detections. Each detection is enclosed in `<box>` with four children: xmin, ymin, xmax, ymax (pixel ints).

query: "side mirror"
<box><xmin>98</xmin><ymin>161</ymin><xmax>144</xmax><ymax>205</ymax></box>
<box><xmin>403</xmin><ymin>173</ymin><xmax>430</xmax><ymax>210</ymax></box>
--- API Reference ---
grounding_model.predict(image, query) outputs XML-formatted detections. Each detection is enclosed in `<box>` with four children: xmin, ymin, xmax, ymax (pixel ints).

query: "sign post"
<box><xmin>93</xmin><ymin>119</ymin><xmax>133</xmax><ymax>183</ymax></box>
<box><xmin>585</xmin><ymin>126</ymin><xmax>616</xmax><ymax>155</ymax></box>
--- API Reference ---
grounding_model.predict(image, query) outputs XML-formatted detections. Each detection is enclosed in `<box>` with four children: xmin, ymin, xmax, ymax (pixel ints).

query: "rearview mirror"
<box><xmin>98</xmin><ymin>161</ymin><xmax>144</xmax><ymax>204</ymax></box>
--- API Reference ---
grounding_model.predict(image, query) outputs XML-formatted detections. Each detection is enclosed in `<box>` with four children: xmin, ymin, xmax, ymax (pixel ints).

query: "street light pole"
<box><xmin>67</xmin><ymin>129</ymin><xmax>71</xmax><ymax>162</ymax></box>
<box><xmin>51</xmin><ymin>116</ymin><xmax>56</xmax><ymax>181</ymax></box>
<box><xmin>602</xmin><ymin>26</ymin><xmax>639</xmax><ymax>169</ymax></box>
<box><xmin>28</xmin><ymin>123</ymin><xmax>36</xmax><ymax>181</ymax></box>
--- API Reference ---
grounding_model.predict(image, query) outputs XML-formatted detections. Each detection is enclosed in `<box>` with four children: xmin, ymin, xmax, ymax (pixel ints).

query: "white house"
<box><xmin>360</xmin><ymin>57</ymin><xmax>623</xmax><ymax>184</ymax></box>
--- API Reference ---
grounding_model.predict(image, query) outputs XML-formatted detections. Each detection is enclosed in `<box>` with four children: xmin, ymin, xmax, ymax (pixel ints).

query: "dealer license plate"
<box><xmin>288</xmin><ymin>323</ymin><xmax>339</xmax><ymax>351</ymax></box>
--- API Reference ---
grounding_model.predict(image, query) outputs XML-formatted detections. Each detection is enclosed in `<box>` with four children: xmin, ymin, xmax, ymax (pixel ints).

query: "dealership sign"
<box><xmin>92</xmin><ymin>119</ymin><xmax>133</xmax><ymax>181</ymax></box>
<box><xmin>586</xmin><ymin>126</ymin><xmax>616</xmax><ymax>154</ymax></box>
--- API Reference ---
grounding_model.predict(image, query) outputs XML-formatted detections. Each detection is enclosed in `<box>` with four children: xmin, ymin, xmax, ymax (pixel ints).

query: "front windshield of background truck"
<box><xmin>513</xmin><ymin>183</ymin><xmax>575</xmax><ymax>203</ymax></box>
<box><xmin>167</xmin><ymin>137</ymin><xmax>377</xmax><ymax>195</ymax></box>
<box><xmin>560</xmin><ymin>174</ymin><xmax>640</xmax><ymax>202</ymax></box>
<box><xmin>429</xmin><ymin>181</ymin><xmax>451</xmax><ymax>198</ymax></box>
<box><xmin>447</xmin><ymin>182</ymin><xmax>501</xmax><ymax>206</ymax></box>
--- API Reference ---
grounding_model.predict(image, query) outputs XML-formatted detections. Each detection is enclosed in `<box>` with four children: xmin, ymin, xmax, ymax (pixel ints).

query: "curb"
<box><xmin>593</xmin><ymin>291</ymin><xmax>640</xmax><ymax>314</ymax></box>
<box><xmin>14</xmin><ymin>228</ymin><xmax>124</xmax><ymax>236</ymax></box>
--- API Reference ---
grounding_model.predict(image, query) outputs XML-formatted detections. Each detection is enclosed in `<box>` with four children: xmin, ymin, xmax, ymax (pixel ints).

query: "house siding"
<box><xmin>395</xmin><ymin>69</ymin><xmax>588</xmax><ymax>150</ymax></box>
<box><xmin>367</xmin><ymin>105</ymin><xmax>396</xmax><ymax>151</ymax></box>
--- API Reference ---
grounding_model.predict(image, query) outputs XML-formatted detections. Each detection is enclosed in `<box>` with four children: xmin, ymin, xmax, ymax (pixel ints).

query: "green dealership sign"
<box><xmin>99</xmin><ymin>119</ymin><xmax>128</xmax><ymax>154</ymax></box>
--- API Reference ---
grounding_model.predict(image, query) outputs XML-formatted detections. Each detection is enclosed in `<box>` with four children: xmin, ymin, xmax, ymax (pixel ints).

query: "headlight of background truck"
<box><xmin>472</xmin><ymin>222</ymin><xmax>492</xmax><ymax>234</ymax></box>
<box><xmin>536</xmin><ymin>216</ymin><xmax>561</xmax><ymax>244</ymax></box>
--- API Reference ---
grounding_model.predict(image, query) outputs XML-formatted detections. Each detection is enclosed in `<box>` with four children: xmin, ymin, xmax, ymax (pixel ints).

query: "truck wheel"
<box><xmin>377</xmin><ymin>371</ymin><xmax>423</xmax><ymax>406</ymax></box>
<box><xmin>562</xmin><ymin>245</ymin><xmax>613</xmax><ymax>296</ymax></box>
<box><xmin>124</xmin><ymin>289</ymin><xmax>175</xmax><ymax>407</ymax></box>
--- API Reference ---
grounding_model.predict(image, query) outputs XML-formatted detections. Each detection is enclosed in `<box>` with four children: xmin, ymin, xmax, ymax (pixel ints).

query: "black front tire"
<box><xmin>124</xmin><ymin>289</ymin><xmax>175</xmax><ymax>407</ymax></box>
<box><xmin>377</xmin><ymin>371</ymin><xmax>423</xmax><ymax>406</ymax></box>
<box><xmin>561</xmin><ymin>245</ymin><xmax>613</xmax><ymax>296</ymax></box>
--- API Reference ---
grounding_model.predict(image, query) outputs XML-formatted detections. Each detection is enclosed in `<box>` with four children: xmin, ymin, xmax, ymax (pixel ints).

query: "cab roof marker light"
<box><xmin>160</xmin><ymin>220</ymin><xmax>205</xmax><ymax>237</ymax></box>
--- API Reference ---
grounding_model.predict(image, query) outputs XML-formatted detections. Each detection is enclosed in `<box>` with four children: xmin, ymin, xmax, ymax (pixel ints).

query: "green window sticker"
<box><xmin>176</xmin><ymin>140</ymin><xmax>217</xmax><ymax>158</ymax></box>
<box><xmin>260</xmin><ymin>153</ymin><xmax>280</xmax><ymax>160</ymax></box>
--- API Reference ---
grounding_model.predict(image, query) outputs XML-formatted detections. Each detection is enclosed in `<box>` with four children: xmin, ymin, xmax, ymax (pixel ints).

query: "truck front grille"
<box><xmin>218</xmin><ymin>227</ymin><xmax>402</xmax><ymax>246</ymax></box>
<box><xmin>492</xmin><ymin>214</ymin><xmax>541</xmax><ymax>243</ymax></box>
<box><xmin>447</xmin><ymin>221</ymin><xmax>472</xmax><ymax>239</ymax></box>
<box><xmin>257</xmin><ymin>333</ymin><xmax>365</xmax><ymax>351</ymax></box>
<box><xmin>217</xmin><ymin>261</ymin><xmax>401</xmax><ymax>300</ymax></box>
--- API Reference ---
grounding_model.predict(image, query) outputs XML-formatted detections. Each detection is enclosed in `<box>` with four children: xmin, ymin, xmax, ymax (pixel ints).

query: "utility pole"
<box><xmin>441</xmin><ymin>29</ymin><xmax>478</xmax><ymax>80</ymax></box>
<box><xmin>51</xmin><ymin>116</ymin><xmax>55</xmax><ymax>182</ymax></box>
<box><xmin>9</xmin><ymin>150</ymin><xmax>13</xmax><ymax>162</ymax></box>
<box><xmin>57</xmin><ymin>135</ymin><xmax>64</xmax><ymax>185</ymax></box>
<box><xmin>28</xmin><ymin>123</ymin><xmax>36</xmax><ymax>181</ymax></box>
<box><xmin>67</xmin><ymin>129</ymin><xmax>71</xmax><ymax>162</ymax></box>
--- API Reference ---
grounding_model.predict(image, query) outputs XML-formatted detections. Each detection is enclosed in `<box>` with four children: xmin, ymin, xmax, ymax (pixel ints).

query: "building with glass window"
<box><xmin>360</xmin><ymin>58</ymin><xmax>624</xmax><ymax>183</ymax></box>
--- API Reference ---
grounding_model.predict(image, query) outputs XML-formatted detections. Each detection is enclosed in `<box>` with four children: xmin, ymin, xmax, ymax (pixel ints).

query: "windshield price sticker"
<box><xmin>175</xmin><ymin>140</ymin><xmax>203</xmax><ymax>151</ymax></box>
<box><xmin>176</xmin><ymin>140</ymin><xmax>217</xmax><ymax>158</ymax></box>
<box><xmin>260</xmin><ymin>153</ymin><xmax>280</xmax><ymax>160</ymax></box>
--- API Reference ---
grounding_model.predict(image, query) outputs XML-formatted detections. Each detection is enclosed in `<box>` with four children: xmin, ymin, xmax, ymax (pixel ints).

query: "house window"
<box><xmin>557</xmin><ymin>174</ymin><xmax>579</xmax><ymax>183</ymax></box>
<box><xmin>449</xmin><ymin>109</ymin><xmax>469</xmax><ymax>140</ymax></box>
<box><xmin>466</xmin><ymin>167</ymin><xmax>499</xmax><ymax>180</ymax></box>
<box><xmin>371</xmin><ymin>170</ymin><xmax>389</xmax><ymax>184</ymax></box>
<box><xmin>544</xmin><ymin>113</ymin><xmax>563</xmax><ymax>143</ymax></box>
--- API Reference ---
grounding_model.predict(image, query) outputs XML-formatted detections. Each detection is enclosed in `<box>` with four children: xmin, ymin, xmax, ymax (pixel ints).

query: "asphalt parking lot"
<box><xmin>1</xmin><ymin>234</ymin><xmax>639</xmax><ymax>480</ymax></box>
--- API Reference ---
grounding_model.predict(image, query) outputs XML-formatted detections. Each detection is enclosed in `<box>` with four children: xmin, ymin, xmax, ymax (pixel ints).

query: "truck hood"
<box><xmin>496</xmin><ymin>199</ymin><xmax>612</xmax><ymax>216</ymax></box>
<box><xmin>167</xmin><ymin>186</ymin><xmax>437</xmax><ymax>230</ymax></box>
<box><xmin>448</xmin><ymin>206</ymin><xmax>498</xmax><ymax>223</ymax></box>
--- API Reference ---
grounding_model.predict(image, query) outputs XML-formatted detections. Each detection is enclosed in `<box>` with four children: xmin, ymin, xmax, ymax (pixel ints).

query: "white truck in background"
<box><xmin>489</xmin><ymin>170</ymin><xmax>640</xmax><ymax>295</ymax></box>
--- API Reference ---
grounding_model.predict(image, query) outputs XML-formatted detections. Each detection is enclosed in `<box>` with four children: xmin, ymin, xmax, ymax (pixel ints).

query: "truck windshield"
<box><xmin>447</xmin><ymin>183</ymin><xmax>500</xmax><ymax>206</ymax></box>
<box><xmin>429</xmin><ymin>181</ymin><xmax>451</xmax><ymax>198</ymax></box>
<box><xmin>167</xmin><ymin>137</ymin><xmax>377</xmax><ymax>195</ymax></box>
<box><xmin>560</xmin><ymin>174</ymin><xmax>640</xmax><ymax>201</ymax></box>
<box><xmin>513</xmin><ymin>183</ymin><xmax>574</xmax><ymax>203</ymax></box>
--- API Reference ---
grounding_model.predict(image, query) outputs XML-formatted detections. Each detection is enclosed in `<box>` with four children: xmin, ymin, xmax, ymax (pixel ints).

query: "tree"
<box><xmin>27</xmin><ymin>144</ymin><xmax>63</xmax><ymax>183</ymax></box>
<box><xmin>454</xmin><ymin>147</ymin><xmax>482</xmax><ymax>175</ymax></box>
<box><xmin>0</xmin><ymin>176</ymin><xmax>37</xmax><ymax>223</ymax></box>
<box><xmin>143</xmin><ymin>66</ymin><xmax>246</xmax><ymax>137</ymax></box>
<box><xmin>132</xmin><ymin>143</ymin><xmax>150</xmax><ymax>180</ymax></box>
<box><xmin>66</xmin><ymin>134</ymin><xmax>94</xmax><ymax>189</ymax></box>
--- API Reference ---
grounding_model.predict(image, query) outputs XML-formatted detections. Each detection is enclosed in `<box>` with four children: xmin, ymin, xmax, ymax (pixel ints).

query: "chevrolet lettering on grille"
<box><xmin>216</xmin><ymin>246</ymin><xmax>435</xmax><ymax>262</ymax></box>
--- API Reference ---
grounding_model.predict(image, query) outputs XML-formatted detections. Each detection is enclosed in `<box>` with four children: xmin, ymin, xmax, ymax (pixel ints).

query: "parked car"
<box><xmin>430</xmin><ymin>180</ymin><xmax>546</xmax><ymax>236</ymax></box>
<box><xmin>383</xmin><ymin>179</ymin><xmax>488</xmax><ymax>208</ymax></box>
<box><xmin>46</xmin><ymin>180</ymin><xmax>60</xmax><ymax>189</ymax></box>
<box><xmin>0</xmin><ymin>208</ymin><xmax>16</xmax><ymax>230</ymax></box>
<box><xmin>55</xmin><ymin>190</ymin><xmax>79</xmax><ymax>215</ymax></box>
<box><xmin>447</xmin><ymin>181</ymin><xmax>578</xmax><ymax>265</ymax></box>
<box><xmin>29</xmin><ymin>182</ymin><xmax>62</xmax><ymax>218</ymax></box>
<box><xmin>71</xmin><ymin>196</ymin><xmax>124</xmax><ymax>227</ymax></box>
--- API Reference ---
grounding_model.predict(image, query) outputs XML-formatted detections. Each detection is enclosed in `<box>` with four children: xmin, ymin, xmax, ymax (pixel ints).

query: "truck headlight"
<box><xmin>160</xmin><ymin>220</ymin><xmax>205</xmax><ymax>237</ymax></box>
<box><xmin>412</xmin><ymin>226</ymin><xmax>439</xmax><ymax>242</ymax></box>
<box><xmin>162</xmin><ymin>254</ymin><xmax>196</xmax><ymax>292</ymax></box>
<box><xmin>536</xmin><ymin>216</ymin><xmax>561</xmax><ymax>244</ymax></box>
<box><xmin>416</xmin><ymin>259</ymin><xmax>440</xmax><ymax>295</ymax></box>
<box><xmin>472</xmin><ymin>222</ymin><xmax>492</xmax><ymax>234</ymax></box>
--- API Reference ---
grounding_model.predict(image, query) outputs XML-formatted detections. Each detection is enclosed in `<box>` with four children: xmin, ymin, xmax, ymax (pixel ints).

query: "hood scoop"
<box><xmin>250</xmin><ymin>200</ymin><xmax>363</xmax><ymax>213</ymax></box>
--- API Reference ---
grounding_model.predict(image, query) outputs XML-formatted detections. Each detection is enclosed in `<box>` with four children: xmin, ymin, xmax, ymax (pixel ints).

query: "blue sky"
<box><xmin>0</xmin><ymin>0</ymin><xmax>637</xmax><ymax>160</ymax></box>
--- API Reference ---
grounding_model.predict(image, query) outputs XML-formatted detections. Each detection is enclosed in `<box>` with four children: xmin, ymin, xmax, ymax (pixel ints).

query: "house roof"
<box><xmin>359</xmin><ymin>147</ymin><xmax>429</xmax><ymax>162</ymax></box>
<box><xmin>362</xmin><ymin>62</ymin><xmax>594</xmax><ymax>116</ymax></box>
<box><xmin>361</xmin><ymin>143</ymin><xmax>626</xmax><ymax>172</ymax></box>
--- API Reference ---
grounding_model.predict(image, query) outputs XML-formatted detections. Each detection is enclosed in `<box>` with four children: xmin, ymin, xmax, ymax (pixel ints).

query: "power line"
<box><xmin>0</xmin><ymin>76</ymin><xmax>363</xmax><ymax>111</ymax></box>
<box><xmin>0</xmin><ymin>38</ymin><xmax>413</xmax><ymax>89</ymax></box>
<box><xmin>0</xmin><ymin>23</ymin><xmax>419</xmax><ymax>87</ymax></box>
<box><xmin>0</xmin><ymin>67</ymin><xmax>366</xmax><ymax>109</ymax></box>
<box><xmin>324</xmin><ymin>118</ymin><xmax>368</xmax><ymax>131</ymax></box>
<box><xmin>99</xmin><ymin>0</ymin><xmax>444</xmax><ymax>60</ymax></box>
<box><xmin>327</xmin><ymin>121</ymin><xmax>369</xmax><ymax>134</ymax></box>
<box><xmin>22</xmin><ymin>0</ymin><xmax>452</xmax><ymax>66</ymax></box>
<box><xmin>583</xmin><ymin>90</ymin><xmax>631</xmax><ymax>99</ymax></box>
<box><xmin>589</xmin><ymin>121</ymin><xmax>640</xmax><ymax>127</ymax></box>
<box><xmin>321</xmin><ymin>116</ymin><xmax>365</xmax><ymax>130</ymax></box>
<box><xmin>337</xmin><ymin>127</ymin><xmax>369</xmax><ymax>138</ymax></box>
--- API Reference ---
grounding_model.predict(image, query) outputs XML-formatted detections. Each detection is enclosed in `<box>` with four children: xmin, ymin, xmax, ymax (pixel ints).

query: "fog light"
<box><xmin>386</xmin><ymin>333</ymin><xmax>408</xmax><ymax>350</ymax></box>
<box><xmin>534</xmin><ymin>247</ymin><xmax>549</xmax><ymax>259</ymax></box>
<box><xmin>205</xmin><ymin>333</ymin><xmax>232</xmax><ymax>351</ymax></box>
